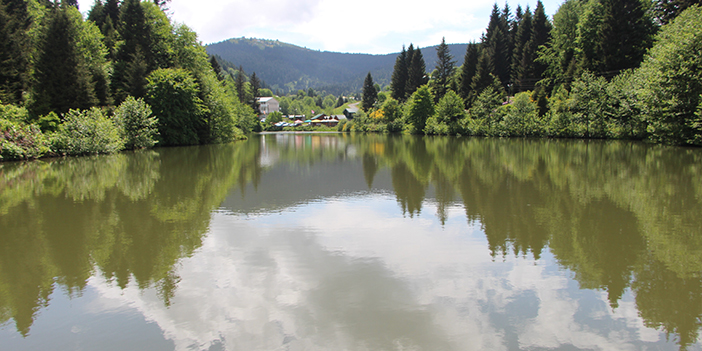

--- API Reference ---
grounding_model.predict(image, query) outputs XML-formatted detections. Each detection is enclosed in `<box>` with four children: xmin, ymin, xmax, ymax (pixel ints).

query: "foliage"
<box><xmin>52</xmin><ymin>107</ymin><xmax>124</xmax><ymax>155</ymax></box>
<box><xmin>391</xmin><ymin>46</ymin><xmax>408</xmax><ymax>101</ymax></box>
<box><xmin>113</xmin><ymin>96</ymin><xmax>158</xmax><ymax>149</ymax></box>
<box><xmin>30</xmin><ymin>6</ymin><xmax>98</xmax><ymax>117</ymax></box>
<box><xmin>464</xmin><ymin>84</ymin><xmax>505</xmax><ymax>136</ymax></box>
<box><xmin>495</xmin><ymin>91</ymin><xmax>544</xmax><ymax>137</ymax></box>
<box><xmin>424</xmin><ymin>90</ymin><xmax>465</xmax><ymax>135</ymax></box>
<box><xmin>634</xmin><ymin>5</ymin><xmax>702</xmax><ymax>145</ymax></box>
<box><xmin>362</xmin><ymin>72</ymin><xmax>377</xmax><ymax>111</ymax></box>
<box><xmin>404</xmin><ymin>85</ymin><xmax>434</xmax><ymax>134</ymax></box>
<box><xmin>568</xmin><ymin>71</ymin><xmax>612</xmax><ymax>138</ymax></box>
<box><xmin>266</xmin><ymin>111</ymin><xmax>283</xmax><ymax>124</ymax></box>
<box><xmin>146</xmin><ymin>68</ymin><xmax>206</xmax><ymax>146</ymax></box>
<box><xmin>37</xmin><ymin>111</ymin><xmax>60</xmax><ymax>133</ymax></box>
<box><xmin>0</xmin><ymin>118</ymin><xmax>50</xmax><ymax>160</ymax></box>
<box><xmin>431</xmin><ymin>37</ymin><xmax>456</xmax><ymax>102</ymax></box>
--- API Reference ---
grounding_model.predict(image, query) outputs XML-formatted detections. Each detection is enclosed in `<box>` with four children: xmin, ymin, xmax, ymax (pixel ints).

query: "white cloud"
<box><xmin>78</xmin><ymin>0</ymin><xmax>565</xmax><ymax>54</ymax></box>
<box><xmin>85</xmin><ymin>195</ymin><xmax>674</xmax><ymax>350</ymax></box>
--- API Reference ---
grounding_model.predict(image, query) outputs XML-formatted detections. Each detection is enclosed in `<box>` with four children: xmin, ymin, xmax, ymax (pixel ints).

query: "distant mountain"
<box><xmin>205</xmin><ymin>38</ymin><xmax>468</xmax><ymax>95</ymax></box>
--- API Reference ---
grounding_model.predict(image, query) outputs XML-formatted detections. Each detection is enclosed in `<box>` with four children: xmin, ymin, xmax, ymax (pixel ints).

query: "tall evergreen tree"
<box><xmin>511</xmin><ymin>6</ymin><xmax>533</xmax><ymax>92</ymax></box>
<box><xmin>112</xmin><ymin>0</ymin><xmax>148</xmax><ymax>102</ymax></box>
<box><xmin>530</xmin><ymin>0</ymin><xmax>552</xmax><ymax>81</ymax></box>
<box><xmin>209</xmin><ymin>55</ymin><xmax>223</xmax><ymax>81</ymax></box>
<box><xmin>391</xmin><ymin>45</ymin><xmax>408</xmax><ymax>102</ymax></box>
<box><xmin>235</xmin><ymin>65</ymin><xmax>246</xmax><ymax>103</ymax></box>
<box><xmin>433</xmin><ymin>37</ymin><xmax>456</xmax><ymax>102</ymax></box>
<box><xmin>471</xmin><ymin>49</ymin><xmax>494</xmax><ymax>95</ymax></box>
<box><xmin>362</xmin><ymin>72</ymin><xmax>377</xmax><ymax>111</ymax></box>
<box><xmin>250</xmin><ymin>71</ymin><xmax>260</xmax><ymax>112</ymax></box>
<box><xmin>483</xmin><ymin>3</ymin><xmax>512</xmax><ymax>90</ymax></box>
<box><xmin>406</xmin><ymin>45</ymin><xmax>427</xmax><ymax>98</ymax></box>
<box><xmin>0</xmin><ymin>0</ymin><xmax>31</xmax><ymax>104</ymax></box>
<box><xmin>104</xmin><ymin>0</ymin><xmax>120</xmax><ymax>24</ymax></box>
<box><xmin>460</xmin><ymin>42</ymin><xmax>480</xmax><ymax>107</ymax></box>
<box><xmin>31</xmin><ymin>7</ymin><xmax>96</xmax><ymax>116</ymax></box>
<box><xmin>577</xmin><ymin>0</ymin><xmax>655</xmax><ymax>77</ymax></box>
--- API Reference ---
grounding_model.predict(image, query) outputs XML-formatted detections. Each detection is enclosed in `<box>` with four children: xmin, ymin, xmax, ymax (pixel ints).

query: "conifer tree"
<box><xmin>0</xmin><ymin>0</ymin><xmax>31</xmax><ymax>104</ymax></box>
<box><xmin>104</xmin><ymin>0</ymin><xmax>120</xmax><ymax>24</ymax></box>
<box><xmin>511</xmin><ymin>6</ymin><xmax>533</xmax><ymax>92</ymax></box>
<box><xmin>112</xmin><ymin>0</ymin><xmax>148</xmax><ymax>102</ymax></box>
<box><xmin>391</xmin><ymin>45</ymin><xmax>408</xmax><ymax>102</ymax></box>
<box><xmin>460</xmin><ymin>42</ymin><xmax>480</xmax><ymax>107</ymax></box>
<box><xmin>31</xmin><ymin>7</ymin><xmax>96</xmax><ymax>116</ymax></box>
<box><xmin>483</xmin><ymin>4</ymin><xmax>511</xmax><ymax>90</ymax></box>
<box><xmin>577</xmin><ymin>0</ymin><xmax>655</xmax><ymax>76</ymax></box>
<box><xmin>235</xmin><ymin>65</ymin><xmax>246</xmax><ymax>103</ymax></box>
<box><xmin>433</xmin><ymin>37</ymin><xmax>455</xmax><ymax>102</ymax></box>
<box><xmin>471</xmin><ymin>49</ymin><xmax>494</xmax><ymax>96</ymax></box>
<box><xmin>406</xmin><ymin>45</ymin><xmax>427</xmax><ymax>99</ymax></box>
<box><xmin>362</xmin><ymin>72</ymin><xmax>377</xmax><ymax>111</ymax></box>
<box><xmin>209</xmin><ymin>55</ymin><xmax>224</xmax><ymax>81</ymax></box>
<box><xmin>250</xmin><ymin>71</ymin><xmax>260</xmax><ymax>112</ymax></box>
<box><xmin>530</xmin><ymin>1</ymin><xmax>552</xmax><ymax>81</ymax></box>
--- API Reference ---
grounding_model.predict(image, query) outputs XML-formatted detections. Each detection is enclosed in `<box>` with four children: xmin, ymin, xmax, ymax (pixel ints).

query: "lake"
<box><xmin>1</xmin><ymin>133</ymin><xmax>701</xmax><ymax>350</ymax></box>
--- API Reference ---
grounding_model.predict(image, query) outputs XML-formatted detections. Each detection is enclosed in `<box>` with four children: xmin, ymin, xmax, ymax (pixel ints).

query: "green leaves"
<box><xmin>146</xmin><ymin>68</ymin><xmax>206</xmax><ymax>146</ymax></box>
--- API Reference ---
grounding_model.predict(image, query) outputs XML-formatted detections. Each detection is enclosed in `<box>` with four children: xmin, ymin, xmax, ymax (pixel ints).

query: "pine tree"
<box><xmin>406</xmin><ymin>45</ymin><xmax>427</xmax><ymax>99</ymax></box>
<box><xmin>104</xmin><ymin>0</ymin><xmax>120</xmax><ymax>24</ymax></box>
<box><xmin>209</xmin><ymin>55</ymin><xmax>224</xmax><ymax>81</ymax></box>
<box><xmin>483</xmin><ymin>4</ymin><xmax>511</xmax><ymax>90</ymax></box>
<box><xmin>460</xmin><ymin>42</ymin><xmax>480</xmax><ymax>107</ymax></box>
<box><xmin>250</xmin><ymin>71</ymin><xmax>260</xmax><ymax>111</ymax></box>
<box><xmin>433</xmin><ymin>37</ymin><xmax>456</xmax><ymax>102</ymax></box>
<box><xmin>577</xmin><ymin>0</ymin><xmax>654</xmax><ymax>77</ymax></box>
<box><xmin>31</xmin><ymin>7</ymin><xmax>96</xmax><ymax>116</ymax></box>
<box><xmin>0</xmin><ymin>0</ymin><xmax>31</xmax><ymax>104</ymax></box>
<box><xmin>391</xmin><ymin>45</ymin><xmax>408</xmax><ymax>102</ymax></box>
<box><xmin>362</xmin><ymin>72</ymin><xmax>377</xmax><ymax>111</ymax></box>
<box><xmin>471</xmin><ymin>49</ymin><xmax>494</xmax><ymax>96</ymax></box>
<box><xmin>235</xmin><ymin>65</ymin><xmax>246</xmax><ymax>103</ymax></box>
<box><xmin>511</xmin><ymin>6</ymin><xmax>533</xmax><ymax>92</ymax></box>
<box><xmin>112</xmin><ymin>0</ymin><xmax>149</xmax><ymax>103</ymax></box>
<box><xmin>530</xmin><ymin>1</ymin><xmax>552</xmax><ymax>81</ymax></box>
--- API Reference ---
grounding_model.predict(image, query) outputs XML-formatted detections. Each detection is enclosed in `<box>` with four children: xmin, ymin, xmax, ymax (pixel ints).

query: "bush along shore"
<box><xmin>1</xmin><ymin>0</ymin><xmax>257</xmax><ymax>162</ymax></box>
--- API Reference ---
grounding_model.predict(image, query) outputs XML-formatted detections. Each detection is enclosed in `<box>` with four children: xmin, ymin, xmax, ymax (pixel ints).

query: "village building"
<box><xmin>257</xmin><ymin>97</ymin><xmax>280</xmax><ymax>115</ymax></box>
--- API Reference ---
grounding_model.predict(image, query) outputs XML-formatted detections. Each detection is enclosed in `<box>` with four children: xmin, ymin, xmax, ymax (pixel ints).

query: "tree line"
<box><xmin>357</xmin><ymin>0</ymin><xmax>702</xmax><ymax>146</ymax></box>
<box><xmin>0</xmin><ymin>0</ymin><xmax>260</xmax><ymax>161</ymax></box>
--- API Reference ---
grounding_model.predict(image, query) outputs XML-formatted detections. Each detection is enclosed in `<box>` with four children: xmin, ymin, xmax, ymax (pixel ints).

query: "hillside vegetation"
<box><xmin>206</xmin><ymin>38</ymin><xmax>467</xmax><ymax>95</ymax></box>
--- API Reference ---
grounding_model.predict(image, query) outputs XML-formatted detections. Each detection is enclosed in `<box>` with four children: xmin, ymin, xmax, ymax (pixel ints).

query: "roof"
<box><xmin>257</xmin><ymin>97</ymin><xmax>277</xmax><ymax>103</ymax></box>
<box><xmin>344</xmin><ymin>106</ymin><xmax>359</xmax><ymax>113</ymax></box>
<box><xmin>310</xmin><ymin>114</ymin><xmax>327</xmax><ymax>120</ymax></box>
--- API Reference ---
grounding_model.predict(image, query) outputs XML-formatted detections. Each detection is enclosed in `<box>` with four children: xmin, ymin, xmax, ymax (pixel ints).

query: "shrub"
<box><xmin>0</xmin><ymin>119</ymin><xmax>50</xmax><ymax>160</ymax></box>
<box><xmin>37</xmin><ymin>112</ymin><xmax>61</xmax><ymax>133</ymax></box>
<box><xmin>634</xmin><ymin>5</ymin><xmax>702</xmax><ymax>145</ymax></box>
<box><xmin>53</xmin><ymin>108</ymin><xmax>124</xmax><ymax>155</ymax></box>
<box><xmin>114</xmin><ymin>97</ymin><xmax>158</xmax><ymax>150</ymax></box>
<box><xmin>496</xmin><ymin>92</ymin><xmax>544</xmax><ymax>137</ymax></box>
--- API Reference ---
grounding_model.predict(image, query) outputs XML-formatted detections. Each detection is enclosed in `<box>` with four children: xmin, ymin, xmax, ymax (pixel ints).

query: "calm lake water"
<box><xmin>1</xmin><ymin>133</ymin><xmax>701</xmax><ymax>351</ymax></box>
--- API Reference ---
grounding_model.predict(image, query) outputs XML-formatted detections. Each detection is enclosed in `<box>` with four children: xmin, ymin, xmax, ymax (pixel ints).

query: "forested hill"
<box><xmin>206</xmin><ymin>38</ymin><xmax>468</xmax><ymax>95</ymax></box>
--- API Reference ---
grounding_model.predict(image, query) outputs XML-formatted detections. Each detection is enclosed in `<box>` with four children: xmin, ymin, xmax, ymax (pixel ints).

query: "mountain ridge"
<box><xmin>205</xmin><ymin>38</ymin><xmax>468</xmax><ymax>95</ymax></box>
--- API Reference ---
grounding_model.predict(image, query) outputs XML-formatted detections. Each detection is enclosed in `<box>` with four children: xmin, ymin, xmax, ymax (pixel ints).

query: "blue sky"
<box><xmin>78</xmin><ymin>0</ymin><xmax>565</xmax><ymax>55</ymax></box>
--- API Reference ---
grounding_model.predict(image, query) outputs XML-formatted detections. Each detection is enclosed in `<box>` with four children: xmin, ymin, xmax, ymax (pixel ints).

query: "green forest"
<box><xmin>0</xmin><ymin>0</ymin><xmax>261</xmax><ymax>161</ymax></box>
<box><xmin>352</xmin><ymin>0</ymin><xmax>702</xmax><ymax>146</ymax></box>
<box><xmin>2</xmin><ymin>0</ymin><xmax>702</xmax><ymax>163</ymax></box>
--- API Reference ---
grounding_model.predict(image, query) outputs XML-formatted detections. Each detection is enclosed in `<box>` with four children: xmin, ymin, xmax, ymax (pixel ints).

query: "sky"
<box><xmin>78</xmin><ymin>0</ymin><xmax>565</xmax><ymax>55</ymax></box>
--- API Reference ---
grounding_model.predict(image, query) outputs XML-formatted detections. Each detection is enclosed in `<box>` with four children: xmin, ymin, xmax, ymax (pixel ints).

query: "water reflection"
<box><xmin>1</xmin><ymin>134</ymin><xmax>701</xmax><ymax>350</ymax></box>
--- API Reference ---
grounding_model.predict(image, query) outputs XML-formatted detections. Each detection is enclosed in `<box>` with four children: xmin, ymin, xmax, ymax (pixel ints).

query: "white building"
<box><xmin>257</xmin><ymin>97</ymin><xmax>279</xmax><ymax>115</ymax></box>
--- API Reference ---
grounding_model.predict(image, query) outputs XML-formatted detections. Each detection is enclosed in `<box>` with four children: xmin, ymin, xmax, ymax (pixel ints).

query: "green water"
<box><xmin>1</xmin><ymin>133</ymin><xmax>701</xmax><ymax>350</ymax></box>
